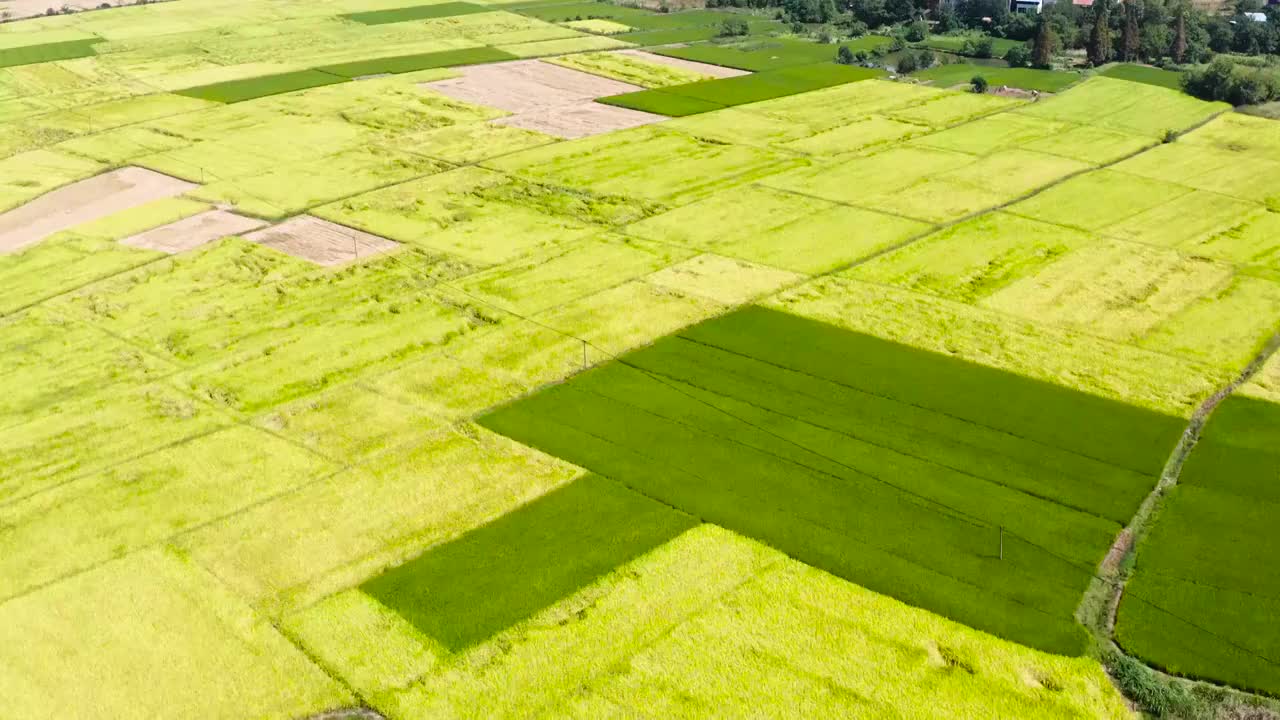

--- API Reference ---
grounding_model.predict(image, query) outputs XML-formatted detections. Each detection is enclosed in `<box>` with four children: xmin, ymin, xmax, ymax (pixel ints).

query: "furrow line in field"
<box><xmin>523</xmin><ymin>408</ymin><xmax>1083</xmax><ymax>620</ymax></box>
<box><xmin>620</xmin><ymin>361</ymin><xmax>1122</xmax><ymax>525</ymax></box>
<box><xmin>672</xmin><ymin>332</ymin><xmax>1167</xmax><ymax>474</ymax></box>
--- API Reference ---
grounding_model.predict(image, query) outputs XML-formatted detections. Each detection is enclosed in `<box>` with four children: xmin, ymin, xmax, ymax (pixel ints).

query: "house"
<box><xmin>1012</xmin><ymin>0</ymin><xmax>1042</xmax><ymax>12</ymax></box>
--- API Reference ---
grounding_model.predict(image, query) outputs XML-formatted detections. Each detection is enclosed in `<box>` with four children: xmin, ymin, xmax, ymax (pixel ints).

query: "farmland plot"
<box><xmin>286</xmin><ymin>526</ymin><xmax>1131</xmax><ymax>719</ymax></box>
<box><xmin>1118</xmin><ymin>395</ymin><xmax>1280</xmax><ymax>695</ymax></box>
<box><xmin>480</xmin><ymin>306</ymin><xmax>1185</xmax><ymax>655</ymax></box>
<box><xmin>0</xmin><ymin>7</ymin><xmax>1261</xmax><ymax>716</ymax></box>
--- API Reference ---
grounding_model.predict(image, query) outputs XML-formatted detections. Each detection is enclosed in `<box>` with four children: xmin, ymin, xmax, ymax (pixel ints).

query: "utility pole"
<box><xmin>581</xmin><ymin>339</ymin><xmax>587</xmax><ymax>370</ymax></box>
<box><xmin>999</xmin><ymin>526</ymin><xmax>1004</xmax><ymax>560</ymax></box>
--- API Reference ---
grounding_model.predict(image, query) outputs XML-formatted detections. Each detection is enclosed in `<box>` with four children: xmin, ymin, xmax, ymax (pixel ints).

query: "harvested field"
<box><xmin>613</xmin><ymin>48</ymin><xmax>751</xmax><ymax>78</ymax></box>
<box><xmin>244</xmin><ymin>216</ymin><xmax>399</xmax><ymax>266</ymax></box>
<box><xmin>494</xmin><ymin>101</ymin><xmax>663</xmax><ymax>138</ymax></box>
<box><xmin>120</xmin><ymin>210</ymin><xmax>268</xmax><ymax>254</ymax></box>
<box><xmin>0</xmin><ymin>167</ymin><xmax>196</xmax><ymax>254</ymax></box>
<box><xmin>423</xmin><ymin>59</ymin><xmax>665</xmax><ymax>137</ymax></box>
<box><xmin>423</xmin><ymin>60</ymin><xmax>643</xmax><ymax>114</ymax></box>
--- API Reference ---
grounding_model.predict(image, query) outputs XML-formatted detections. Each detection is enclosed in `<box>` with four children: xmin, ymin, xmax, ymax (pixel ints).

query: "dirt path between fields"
<box><xmin>1098</xmin><ymin>328</ymin><xmax>1280</xmax><ymax>632</ymax></box>
<box><xmin>1078</xmin><ymin>328</ymin><xmax>1280</xmax><ymax>715</ymax></box>
<box><xmin>0</xmin><ymin>167</ymin><xmax>196</xmax><ymax>254</ymax></box>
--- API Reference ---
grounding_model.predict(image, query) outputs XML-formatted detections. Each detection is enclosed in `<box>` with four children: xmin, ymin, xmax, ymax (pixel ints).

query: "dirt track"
<box><xmin>423</xmin><ymin>60</ymin><xmax>664</xmax><ymax>138</ymax></box>
<box><xmin>0</xmin><ymin>167</ymin><xmax>196</xmax><ymax>254</ymax></box>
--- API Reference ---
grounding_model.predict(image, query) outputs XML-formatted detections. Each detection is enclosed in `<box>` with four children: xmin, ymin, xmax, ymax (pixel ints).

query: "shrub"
<box><xmin>1106</xmin><ymin>651</ymin><xmax>1203</xmax><ymax>719</ymax></box>
<box><xmin>897</xmin><ymin>52</ymin><xmax>918</xmax><ymax>74</ymax></box>
<box><xmin>905</xmin><ymin>19</ymin><xmax>928</xmax><ymax>42</ymax></box>
<box><xmin>1183</xmin><ymin>56</ymin><xmax>1280</xmax><ymax>106</ymax></box>
<box><xmin>1004</xmin><ymin>43</ymin><xmax>1031</xmax><ymax>68</ymax></box>
<box><xmin>843</xmin><ymin>18</ymin><xmax>868</xmax><ymax>36</ymax></box>
<box><xmin>719</xmin><ymin>17</ymin><xmax>750</xmax><ymax>37</ymax></box>
<box><xmin>889</xmin><ymin>33</ymin><xmax>907</xmax><ymax>51</ymax></box>
<box><xmin>971</xmin><ymin>74</ymin><xmax>989</xmax><ymax>92</ymax></box>
<box><xmin>836</xmin><ymin>45</ymin><xmax>856</xmax><ymax>64</ymax></box>
<box><xmin>963</xmin><ymin>35</ymin><xmax>995</xmax><ymax>58</ymax></box>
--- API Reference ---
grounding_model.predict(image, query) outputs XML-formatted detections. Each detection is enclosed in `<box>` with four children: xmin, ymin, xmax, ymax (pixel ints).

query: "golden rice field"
<box><xmin>2</xmin><ymin>0</ymin><xmax>1280</xmax><ymax>716</ymax></box>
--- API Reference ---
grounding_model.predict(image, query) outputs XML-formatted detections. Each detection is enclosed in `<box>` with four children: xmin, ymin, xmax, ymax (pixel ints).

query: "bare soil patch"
<box><xmin>120</xmin><ymin>210</ymin><xmax>267</xmax><ymax>254</ymax></box>
<box><xmin>613</xmin><ymin>49</ymin><xmax>750</xmax><ymax>78</ymax></box>
<box><xmin>495</xmin><ymin>101</ymin><xmax>663</xmax><ymax>139</ymax></box>
<box><xmin>424</xmin><ymin>60</ymin><xmax>642</xmax><ymax>113</ymax></box>
<box><xmin>245</xmin><ymin>216</ymin><xmax>398</xmax><ymax>266</ymax></box>
<box><xmin>423</xmin><ymin>59</ymin><xmax>662</xmax><ymax>138</ymax></box>
<box><xmin>0</xmin><ymin>167</ymin><xmax>196</xmax><ymax>254</ymax></box>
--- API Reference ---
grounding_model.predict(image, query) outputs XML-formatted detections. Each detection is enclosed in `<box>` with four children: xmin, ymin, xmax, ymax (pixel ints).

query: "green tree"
<box><xmin>1088</xmin><ymin>0</ymin><xmax>1112</xmax><ymax>65</ymax></box>
<box><xmin>1032</xmin><ymin>16</ymin><xmax>1057</xmax><ymax>67</ymax></box>
<box><xmin>1171</xmin><ymin>6</ymin><xmax>1188</xmax><ymax>62</ymax></box>
<box><xmin>836</xmin><ymin>44</ymin><xmax>856</xmax><ymax>63</ymax></box>
<box><xmin>718</xmin><ymin>16</ymin><xmax>750</xmax><ymax>35</ymax></box>
<box><xmin>935</xmin><ymin>3</ymin><xmax>960</xmax><ymax>32</ymax></box>
<box><xmin>1119</xmin><ymin>0</ymin><xmax>1141</xmax><ymax>61</ymax></box>
<box><xmin>971</xmin><ymin>74</ymin><xmax>989</xmax><ymax>92</ymax></box>
<box><xmin>1004</xmin><ymin>42</ymin><xmax>1031</xmax><ymax>67</ymax></box>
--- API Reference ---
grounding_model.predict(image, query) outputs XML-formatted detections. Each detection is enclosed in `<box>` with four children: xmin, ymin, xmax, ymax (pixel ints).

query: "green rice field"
<box><xmin>0</xmin><ymin>0</ymin><xmax>1276</xmax><ymax>714</ymax></box>
<box><xmin>914</xmin><ymin>63</ymin><xmax>1081</xmax><ymax>93</ymax></box>
<box><xmin>600</xmin><ymin>64</ymin><xmax>884</xmax><ymax>116</ymax></box>
<box><xmin>1118</xmin><ymin>395</ymin><xmax>1280</xmax><ymax>695</ymax></box>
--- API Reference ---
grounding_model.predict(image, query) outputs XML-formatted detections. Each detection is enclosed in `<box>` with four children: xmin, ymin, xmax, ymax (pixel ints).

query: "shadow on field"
<box><xmin>362</xmin><ymin>474</ymin><xmax>695</xmax><ymax>651</ymax></box>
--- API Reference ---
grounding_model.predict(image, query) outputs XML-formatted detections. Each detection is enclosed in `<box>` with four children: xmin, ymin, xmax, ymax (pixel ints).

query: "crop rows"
<box><xmin>1118</xmin><ymin>395</ymin><xmax>1280</xmax><ymax>695</ymax></box>
<box><xmin>479</xmin><ymin>306</ymin><xmax>1184</xmax><ymax>655</ymax></box>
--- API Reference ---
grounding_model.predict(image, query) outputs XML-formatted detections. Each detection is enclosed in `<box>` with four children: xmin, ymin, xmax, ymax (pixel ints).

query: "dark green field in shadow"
<box><xmin>317</xmin><ymin>47</ymin><xmax>516</xmax><ymax>78</ymax></box>
<box><xmin>175</xmin><ymin>69</ymin><xmax>350</xmax><ymax>104</ymax></box>
<box><xmin>479</xmin><ymin>306</ymin><xmax>1184</xmax><ymax>655</ymax></box>
<box><xmin>362</xmin><ymin>474</ymin><xmax>696</xmax><ymax>651</ymax></box>
<box><xmin>0</xmin><ymin>39</ymin><xmax>102</xmax><ymax>69</ymax></box>
<box><xmin>342</xmin><ymin>2</ymin><xmax>489</xmax><ymax>25</ymax></box>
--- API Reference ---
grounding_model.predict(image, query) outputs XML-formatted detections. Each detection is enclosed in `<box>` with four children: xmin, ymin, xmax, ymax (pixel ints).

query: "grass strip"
<box><xmin>316</xmin><ymin>47</ymin><xmax>516</xmax><ymax>78</ymax></box>
<box><xmin>599</xmin><ymin>63</ymin><xmax>883</xmax><ymax>116</ymax></box>
<box><xmin>174</xmin><ymin>69</ymin><xmax>350</xmax><ymax>104</ymax></box>
<box><xmin>1099</xmin><ymin>63</ymin><xmax>1184</xmax><ymax>91</ymax></box>
<box><xmin>0</xmin><ymin>39</ymin><xmax>101</xmax><ymax>68</ymax></box>
<box><xmin>362</xmin><ymin>474</ymin><xmax>696</xmax><ymax>651</ymax></box>
<box><xmin>342</xmin><ymin>2</ymin><xmax>489</xmax><ymax>25</ymax></box>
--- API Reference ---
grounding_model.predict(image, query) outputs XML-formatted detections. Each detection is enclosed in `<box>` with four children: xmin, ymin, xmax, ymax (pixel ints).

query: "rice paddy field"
<box><xmin>1</xmin><ymin>0</ymin><xmax>1279</xmax><ymax>716</ymax></box>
